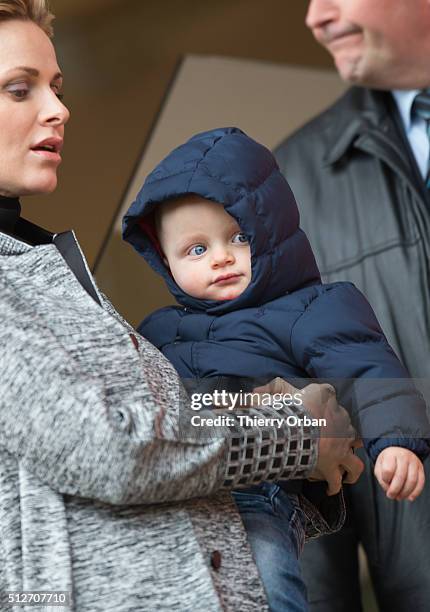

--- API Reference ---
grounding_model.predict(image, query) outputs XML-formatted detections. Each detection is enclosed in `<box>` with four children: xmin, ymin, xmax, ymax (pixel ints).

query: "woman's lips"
<box><xmin>30</xmin><ymin>149</ymin><xmax>62</xmax><ymax>163</ymax></box>
<box><xmin>213</xmin><ymin>273</ymin><xmax>243</xmax><ymax>285</ymax></box>
<box><xmin>30</xmin><ymin>137</ymin><xmax>63</xmax><ymax>163</ymax></box>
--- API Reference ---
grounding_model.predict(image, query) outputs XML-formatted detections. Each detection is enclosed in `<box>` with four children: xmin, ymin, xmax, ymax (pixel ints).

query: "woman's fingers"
<box><xmin>326</xmin><ymin>469</ymin><xmax>343</xmax><ymax>496</ymax></box>
<box><xmin>253</xmin><ymin>377</ymin><xmax>299</xmax><ymax>397</ymax></box>
<box><xmin>341</xmin><ymin>451</ymin><xmax>364</xmax><ymax>484</ymax></box>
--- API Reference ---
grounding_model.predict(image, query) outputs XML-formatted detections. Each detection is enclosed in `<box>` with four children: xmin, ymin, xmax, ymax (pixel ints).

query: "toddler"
<box><xmin>123</xmin><ymin>127</ymin><xmax>430</xmax><ymax>611</ymax></box>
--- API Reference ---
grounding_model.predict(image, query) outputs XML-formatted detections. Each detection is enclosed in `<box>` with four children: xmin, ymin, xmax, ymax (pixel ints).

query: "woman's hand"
<box><xmin>253</xmin><ymin>378</ymin><xmax>364</xmax><ymax>495</ymax></box>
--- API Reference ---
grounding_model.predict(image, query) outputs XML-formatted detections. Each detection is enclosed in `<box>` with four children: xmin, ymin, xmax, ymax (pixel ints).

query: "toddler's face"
<box><xmin>158</xmin><ymin>195</ymin><xmax>251</xmax><ymax>301</ymax></box>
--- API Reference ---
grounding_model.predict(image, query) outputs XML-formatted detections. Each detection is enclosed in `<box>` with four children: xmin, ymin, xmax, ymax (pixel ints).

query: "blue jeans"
<box><xmin>233</xmin><ymin>482</ymin><xmax>308</xmax><ymax>612</ymax></box>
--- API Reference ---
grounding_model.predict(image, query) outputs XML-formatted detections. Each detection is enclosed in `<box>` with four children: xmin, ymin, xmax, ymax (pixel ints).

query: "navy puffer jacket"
<box><xmin>123</xmin><ymin>127</ymin><xmax>430</xmax><ymax>461</ymax></box>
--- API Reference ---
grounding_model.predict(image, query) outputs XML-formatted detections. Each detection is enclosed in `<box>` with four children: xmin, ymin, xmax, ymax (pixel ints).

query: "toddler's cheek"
<box><xmin>175</xmin><ymin>269</ymin><xmax>207</xmax><ymax>299</ymax></box>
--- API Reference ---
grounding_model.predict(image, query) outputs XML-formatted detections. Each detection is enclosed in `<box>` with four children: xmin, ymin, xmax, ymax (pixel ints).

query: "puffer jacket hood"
<box><xmin>123</xmin><ymin>127</ymin><xmax>320</xmax><ymax>314</ymax></box>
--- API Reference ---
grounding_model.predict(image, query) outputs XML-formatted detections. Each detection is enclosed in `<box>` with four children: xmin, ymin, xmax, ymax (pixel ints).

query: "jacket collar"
<box><xmin>0</xmin><ymin>224</ymin><xmax>102</xmax><ymax>306</ymax></box>
<box><xmin>322</xmin><ymin>87</ymin><xmax>427</xmax><ymax>204</ymax></box>
<box><xmin>323</xmin><ymin>88</ymin><xmax>395</xmax><ymax>165</ymax></box>
<box><xmin>0</xmin><ymin>230</ymin><xmax>33</xmax><ymax>255</ymax></box>
<box><xmin>0</xmin><ymin>198</ymin><xmax>54</xmax><ymax>252</ymax></box>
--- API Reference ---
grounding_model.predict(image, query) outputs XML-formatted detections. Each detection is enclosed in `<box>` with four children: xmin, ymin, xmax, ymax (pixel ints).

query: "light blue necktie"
<box><xmin>412</xmin><ymin>89</ymin><xmax>430</xmax><ymax>188</ymax></box>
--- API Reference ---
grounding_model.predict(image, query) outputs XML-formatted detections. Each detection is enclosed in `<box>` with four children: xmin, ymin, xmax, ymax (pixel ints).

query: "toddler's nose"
<box><xmin>211</xmin><ymin>246</ymin><xmax>235</xmax><ymax>267</ymax></box>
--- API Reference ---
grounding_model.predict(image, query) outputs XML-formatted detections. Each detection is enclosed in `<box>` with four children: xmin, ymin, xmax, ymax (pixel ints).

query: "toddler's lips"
<box><xmin>213</xmin><ymin>273</ymin><xmax>243</xmax><ymax>285</ymax></box>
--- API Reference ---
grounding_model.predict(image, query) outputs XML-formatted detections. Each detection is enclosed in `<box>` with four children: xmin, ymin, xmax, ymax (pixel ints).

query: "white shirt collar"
<box><xmin>392</xmin><ymin>89</ymin><xmax>421</xmax><ymax>131</ymax></box>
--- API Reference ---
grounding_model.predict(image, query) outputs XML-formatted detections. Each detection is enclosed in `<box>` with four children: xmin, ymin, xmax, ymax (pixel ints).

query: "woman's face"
<box><xmin>0</xmin><ymin>19</ymin><xmax>70</xmax><ymax>197</ymax></box>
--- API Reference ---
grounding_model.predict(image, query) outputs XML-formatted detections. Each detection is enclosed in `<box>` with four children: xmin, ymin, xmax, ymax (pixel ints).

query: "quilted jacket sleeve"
<box><xmin>0</xmin><ymin>281</ymin><xmax>318</xmax><ymax>506</ymax></box>
<box><xmin>290</xmin><ymin>282</ymin><xmax>430</xmax><ymax>461</ymax></box>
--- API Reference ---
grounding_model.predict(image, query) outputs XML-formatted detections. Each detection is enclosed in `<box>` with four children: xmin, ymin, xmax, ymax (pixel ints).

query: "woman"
<box><xmin>0</xmin><ymin>2</ymin><xmax>362</xmax><ymax>610</ymax></box>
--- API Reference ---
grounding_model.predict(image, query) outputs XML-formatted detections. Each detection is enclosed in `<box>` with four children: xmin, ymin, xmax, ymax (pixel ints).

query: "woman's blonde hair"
<box><xmin>0</xmin><ymin>0</ymin><xmax>54</xmax><ymax>37</ymax></box>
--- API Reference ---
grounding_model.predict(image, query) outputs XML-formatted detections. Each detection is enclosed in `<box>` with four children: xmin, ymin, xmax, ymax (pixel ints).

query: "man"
<box><xmin>274</xmin><ymin>1</ymin><xmax>430</xmax><ymax>611</ymax></box>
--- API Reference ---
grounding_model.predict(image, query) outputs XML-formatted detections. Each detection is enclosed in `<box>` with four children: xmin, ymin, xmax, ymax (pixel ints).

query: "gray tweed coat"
<box><xmin>0</xmin><ymin>228</ymin><xmax>326</xmax><ymax>612</ymax></box>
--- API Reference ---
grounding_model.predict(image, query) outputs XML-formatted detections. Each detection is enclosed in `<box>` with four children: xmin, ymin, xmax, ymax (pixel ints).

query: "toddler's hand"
<box><xmin>374</xmin><ymin>447</ymin><xmax>425</xmax><ymax>501</ymax></box>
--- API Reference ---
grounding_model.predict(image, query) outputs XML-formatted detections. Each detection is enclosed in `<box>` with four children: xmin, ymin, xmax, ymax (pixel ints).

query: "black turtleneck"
<box><xmin>0</xmin><ymin>195</ymin><xmax>54</xmax><ymax>246</ymax></box>
<box><xmin>0</xmin><ymin>194</ymin><xmax>102</xmax><ymax>305</ymax></box>
<box><xmin>0</xmin><ymin>195</ymin><xmax>21</xmax><ymax>234</ymax></box>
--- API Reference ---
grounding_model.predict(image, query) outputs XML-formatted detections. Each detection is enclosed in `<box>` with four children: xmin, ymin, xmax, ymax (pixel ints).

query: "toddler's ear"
<box><xmin>163</xmin><ymin>256</ymin><xmax>170</xmax><ymax>268</ymax></box>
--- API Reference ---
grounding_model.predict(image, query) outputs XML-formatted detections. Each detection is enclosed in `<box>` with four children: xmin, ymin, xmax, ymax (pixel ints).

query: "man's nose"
<box><xmin>306</xmin><ymin>0</ymin><xmax>338</xmax><ymax>31</ymax></box>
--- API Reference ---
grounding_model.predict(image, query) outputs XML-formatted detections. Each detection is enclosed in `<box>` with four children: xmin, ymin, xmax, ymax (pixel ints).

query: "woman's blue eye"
<box><xmin>232</xmin><ymin>232</ymin><xmax>248</xmax><ymax>244</ymax></box>
<box><xmin>189</xmin><ymin>244</ymin><xmax>206</xmax><ymax>256</ymax></box>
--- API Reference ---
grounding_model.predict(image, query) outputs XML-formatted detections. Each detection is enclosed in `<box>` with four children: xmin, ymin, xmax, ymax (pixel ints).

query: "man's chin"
<box><xmin>335</xmin><ymin>55</ymin><xmax>365</xmax><ymax>84</ymax></box>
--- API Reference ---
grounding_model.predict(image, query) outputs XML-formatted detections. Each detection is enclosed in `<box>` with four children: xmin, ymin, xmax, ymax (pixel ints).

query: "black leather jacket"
<box><xmin>275</xmin><ymin>87</ymin><xmax>430</xmax><ymax>379</ymax></box>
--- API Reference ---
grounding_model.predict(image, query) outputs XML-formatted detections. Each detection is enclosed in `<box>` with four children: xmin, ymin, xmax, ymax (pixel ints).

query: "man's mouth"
<box><xmin>319</xmin><ymin>24</ymin><xmax>362</xmax><ymax>47</ymax></box>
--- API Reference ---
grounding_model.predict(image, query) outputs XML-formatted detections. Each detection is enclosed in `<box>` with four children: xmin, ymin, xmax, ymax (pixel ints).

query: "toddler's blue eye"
<box><xmin>232</xmin><ymin>232</ymin><xmax>248</xmax><ymax>244</ymax></box>
<box><xmin>189</xmin><ymin>244</ymin><xmax>206</xmax><ymax>256</ymax></box>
